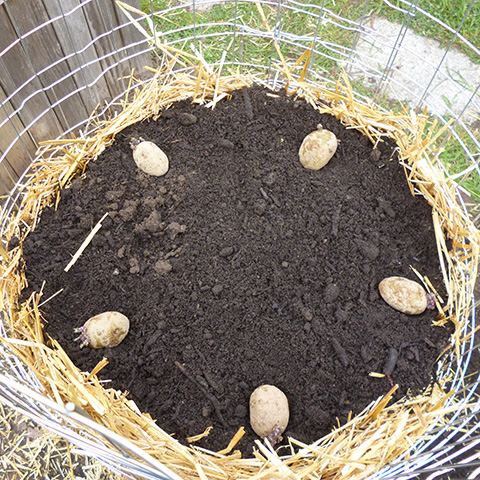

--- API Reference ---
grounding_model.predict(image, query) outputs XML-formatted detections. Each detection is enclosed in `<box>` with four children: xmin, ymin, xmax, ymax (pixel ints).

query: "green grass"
<box><xmin>140</xmin><ymin>0</ymin><xmax>334</xmax><ymax>75</ymax></box>
<box><xmin>369</xmin><ymin>0</ymin><xmax>480</xmax><ymax>59</ymax></box>
<box><xmin>140</xmin><ymin>1</ymin><xmax>480</xmax><ymax>68</ymax></box>
<box><xmin>419</xmin><ymin>114</ymin><xmax>480</xmax><ymax>200</ymax></box>
<box><xmin>434</xmin><ymin>122</ymin><xmax>480</xmax><ymax>201</ymax></box>
<box><xmin>140</xmin><ymin>0</ymin><xmax>480</xmax><ymax>207</ymax></box>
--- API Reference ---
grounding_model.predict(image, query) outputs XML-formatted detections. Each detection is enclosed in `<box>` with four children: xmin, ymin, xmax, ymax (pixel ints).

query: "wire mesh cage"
<box><xmin>1</xmin><ymin>0</ymin><xmax>480</xmax><ymax>479</ymax></box>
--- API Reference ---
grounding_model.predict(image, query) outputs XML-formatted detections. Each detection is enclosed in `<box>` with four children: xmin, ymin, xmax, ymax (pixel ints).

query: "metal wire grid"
<box><xmin>0</xmin><ymin>0</ymin><xmax>479</xmax><ymax>478</ymax></box>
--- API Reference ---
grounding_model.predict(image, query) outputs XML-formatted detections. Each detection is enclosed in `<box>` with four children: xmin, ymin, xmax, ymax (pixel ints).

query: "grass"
<box><xmin>140</xmin><ymin>1</ymin><xmax>331</xmax><ymax>74</ymax></box>
<box><xmin>369</xmin><ymin>0</ymin><xmax>480</xmax><ymax>58</ymax></box>
<box><xmin>434</xmin><ymin>120</ymin><xmax>480</xmax><ymax>202</ymax></box>
<box><xmin>140</xmin><ymin>1</ymin><xmax>480</xmax><ymax>68</ymax></box>
<box><xmin>139</xmin><ymin>0</ymin><xmax>480</xmax><ymax>212</ymax></box>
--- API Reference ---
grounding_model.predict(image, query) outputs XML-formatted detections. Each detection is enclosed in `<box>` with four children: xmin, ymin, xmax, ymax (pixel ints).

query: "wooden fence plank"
<box><xmin>112</xmin><ymin>0</ymin><xmax>152</xmax><ymax>75</ymax></box>
<box><xmin>0</xmin><ymin>4</ymin><xmax>64</xmax><ymax>144</ymax></box>
<box><xmin>41</xmin><ymin>0</ymin><xmax>111</xmax><ymax>115</ymax></box>
<box><xmin>5</xmin><ymin>0</ymin><xmax>90</xmax><ymax>130</ymax></box>
<box><xmin>0</xmin><ymin>0</ymin><xmax>151</xmax><ymax>200</ymax></box>
<box><xmin>0</xmin><ymin>86</ymin><xmax>37</xmax><ymax>174</ymax></box>
<box><xmin>0</xmin><ymin>85</ymin><xmax>36</xmax><ymax>197</ymax></box>
<box><xmin>83</xmin><ymin>0</ymin><xmax>152</xmax><ymax>99</ymax></box>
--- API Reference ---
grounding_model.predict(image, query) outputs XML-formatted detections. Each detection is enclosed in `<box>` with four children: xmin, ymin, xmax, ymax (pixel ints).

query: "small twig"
<box><xmin>196</xmin><ymin>349</ymin><xmax>224</xmax><ymax>394</ymax></box>
<box><xmin>64</xmin><ymin>213</ymin><xmax>109</xmax><ymax>272</ymax></box>
<box><xmin>243</xmin><ymin>87</ymin><xmax>254</xmax><ymax>120</ymax></box>
<box><xmin>38</xmin><ymin>288</ymin><xmax>64</xmax><ymax>308</ymax></box>
<box><xmin>174</xmin><ymin>361</ymin><xmax>228</xmax><ymax>428</ymax></box>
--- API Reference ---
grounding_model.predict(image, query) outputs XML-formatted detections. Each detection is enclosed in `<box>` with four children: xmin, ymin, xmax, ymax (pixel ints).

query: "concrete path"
<box><xmin>351</xmin><ymin>17</ymin><xmax>479</xmax><ymax>121</ymax></box>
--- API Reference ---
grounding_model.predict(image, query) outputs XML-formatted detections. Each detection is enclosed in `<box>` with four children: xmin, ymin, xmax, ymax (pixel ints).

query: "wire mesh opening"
<box><xmin>1</xmin><ymin>1</ymin><xmax>479</xmax><ymax>479</ymax></box>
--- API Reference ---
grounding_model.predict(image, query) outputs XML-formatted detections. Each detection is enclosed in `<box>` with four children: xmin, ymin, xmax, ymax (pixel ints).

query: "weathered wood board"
<box><xmin>0</xmin><ymin>0</ymin><xmax>151</xmax><ymax>204</ymax></box>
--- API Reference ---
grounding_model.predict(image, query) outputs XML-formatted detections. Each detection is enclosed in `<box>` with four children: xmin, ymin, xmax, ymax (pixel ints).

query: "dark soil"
<box><xmin>21</xmin><ymin>85</ymin><xmax>452</xmax><ymax>456</ymax></box>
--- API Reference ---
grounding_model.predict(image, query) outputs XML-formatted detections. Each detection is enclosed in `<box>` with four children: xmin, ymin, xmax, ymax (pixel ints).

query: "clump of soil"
<box><xmin>21</xmin><ymin>85</ymin><xmax>451</xmax><ymax>456</ymax></box>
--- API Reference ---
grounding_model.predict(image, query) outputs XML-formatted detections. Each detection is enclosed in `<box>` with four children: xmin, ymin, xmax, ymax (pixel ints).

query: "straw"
<box><xmin>64</xmin><ymin>212</ymin><xmax>109</xmax><ymax>272</ymax></box>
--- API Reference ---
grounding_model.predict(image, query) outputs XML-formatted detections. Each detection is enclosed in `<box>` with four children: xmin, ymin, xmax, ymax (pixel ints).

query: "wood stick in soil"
<box><xmin>242</xmin><ymin>88</ymin><xmax>254</xmax><ymax>120</ymax></box>
<box><xmin>174</xmin><ymin>361</ymin><xmax>228</xmax><ymax>428</ymax></box>
<box><xmin>64</xmin><ymin>212</ymin><xmax>109</xmax><ymax>272</ymax></box>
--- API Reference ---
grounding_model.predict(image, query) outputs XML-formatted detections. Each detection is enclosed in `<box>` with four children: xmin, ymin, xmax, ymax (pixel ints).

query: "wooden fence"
<box><xmin>0</xmin><ymin>0</ymin><xmax>152</xmax><ymax>199</ymax></box>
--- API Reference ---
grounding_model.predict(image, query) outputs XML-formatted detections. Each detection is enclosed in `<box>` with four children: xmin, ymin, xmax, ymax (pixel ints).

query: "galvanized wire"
<box><xmin>1</xmin><ymin>0</ymin><xmax>480</xmax><ymax>478</ymax></box>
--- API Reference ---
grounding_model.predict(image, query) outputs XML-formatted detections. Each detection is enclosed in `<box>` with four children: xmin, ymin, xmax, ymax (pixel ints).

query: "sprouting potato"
<box><xmin>130</xmin><ymin>137</ymin><xmax>169</xmax><ymax>176</ymax></box>
<box><xmin>299</xmin><ymin>125</ymin><xmax>338</xmax><ymax>170</ymax></box>
<box><xmin>74</xmin><ymin>311</ymin><xmax>129</xmax><ymax>349</ymax></box>
<box><xmin>250</xmin><ymin>385</ymin><xmax>289</xmax><ymax>445</ymax></box>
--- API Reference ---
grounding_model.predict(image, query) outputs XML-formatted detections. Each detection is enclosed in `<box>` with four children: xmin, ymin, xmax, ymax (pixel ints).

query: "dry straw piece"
<box><xmin>1</xmin><ymin>38</ymin><xmax>479</xmax><ymax>480</ymax></box>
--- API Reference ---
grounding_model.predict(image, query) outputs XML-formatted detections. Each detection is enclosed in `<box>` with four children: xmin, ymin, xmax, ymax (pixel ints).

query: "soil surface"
<box><xmin>21</xmin><ymin>85</ymin><xmax>451</xmax><ymax>456</ymax></box>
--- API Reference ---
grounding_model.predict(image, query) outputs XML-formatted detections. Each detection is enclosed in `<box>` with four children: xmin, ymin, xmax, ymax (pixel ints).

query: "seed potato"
<box><xmin>250</xmin><ymin>384</ymin><xmax>289</xmax><ymax>444</ymax></box>
<box><xmin>299</xmin><ymin>126</ymin><xmax>337</xmax><ymax>170</ymax></box>
<box><xmin>74</xmin><ymin>311</ymin><xmax>130</xmax><ymax>348</ymax></box>
<box><xmin>131</xmin><ymin>139</ymin><xmax>169</xmax><ymax>176</ymax></box>
<box><xmin>379</xmin><ymin>277</ymin><xmax>427</xmax><ymax>315</ymax></box>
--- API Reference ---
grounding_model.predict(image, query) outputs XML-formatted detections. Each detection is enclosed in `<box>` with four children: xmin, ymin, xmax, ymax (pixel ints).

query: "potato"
<box><xmin>299</xmin><ymin>126</ymin><xmax>337</xmax><ymax>170</ymax></box>
<box><xmin>250</xmin><ymin>385</ymin><xmax>289</xmax><ymax>445</ymax></box>
<box><xmin>74</xmin><ymin>311</ymin><xmax>129</xmax><ymax>348</ymax></box>
<box><xmin>131</xmin><ymin>138</ymin><xmax>169</xmax><ymax>176</ymax></box>
<box><xmin>379</xmin><ymin>277</ymin><xmax>427</xmax><ymax>315</ymax></box>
